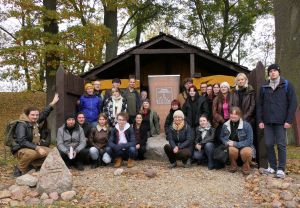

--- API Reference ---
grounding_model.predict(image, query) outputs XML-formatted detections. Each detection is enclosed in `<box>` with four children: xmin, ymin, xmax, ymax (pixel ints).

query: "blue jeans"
<box><xmin>106</xmin><ymin>146</ymin><xmax>137</xmax><ymax>160</ymax></box>
<box><xmin>264</xmin><ymin>124</ymin><xmax>286</xmax><ymax>171</ymax></box>
<box><xmin>193</xmin><ymin>142</ymin><xmax>215</xmax><ymax>169</ymax></box>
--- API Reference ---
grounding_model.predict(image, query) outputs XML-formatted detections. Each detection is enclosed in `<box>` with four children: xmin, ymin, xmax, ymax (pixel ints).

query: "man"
<box><xmin>106</xmin><ymin>112</ymin><xmax>136</xmax><ymax>168</ymax></box>
<box><xmin>200</xmin><ymin>82</ymin><xmax>208</xmax><ymax>96</ymax></box>
<box><xmin>76</xmin><ymin>112</ymin><xmax>92</xmax><ymax>139</ymax></box>
<box><xmin>93</xmin><ymin>80</ymin><xmax>103</xmax><ymax>99</ymax></box>
<box><xmin>257</xmin><ymin>64</ymin><xmax>297</xmax><ymax>178</ymax></box>
<box><xmin>12</xmin><ymin>93</ymin><xmax>59</xmax><ymax>176</ymax></box>
<box><xmin>103</xmin><ymin>78</ymin><xmax>122</xmax><ymax>102</ymax></box>
<box><xmin>123</xmin><ymin>75</ymin><xmax>141</xmax><ymax>124</ymax></box>
<box><xmin>57</xmin><ymin>114</ymin><xmax>87</xmax><ymax>171</ymax></box>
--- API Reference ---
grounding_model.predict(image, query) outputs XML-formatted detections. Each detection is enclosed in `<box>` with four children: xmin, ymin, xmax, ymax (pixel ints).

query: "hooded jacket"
<box><xmin>79</xmin><ymin>93</ymin><xmax>102</xmax><ymax>123</ymax></box>
<box><xmin>108</xmin><ymin>123</ymin><xmax>136</xmax><ymax>152</ymax></box>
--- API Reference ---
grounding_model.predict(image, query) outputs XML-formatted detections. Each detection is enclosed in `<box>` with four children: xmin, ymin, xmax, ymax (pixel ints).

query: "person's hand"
<box><xmin>227</xmin><ymin>140</ymin><xmax>234</xmax><ymax>147</ymax></box>
<box><xmin>259</xmin><ymin>122</ymin><xmax>264</xmax><ymax>129</ymax></box>
<box><xmin>284</xmin><ymin>122</ymin><xmax>292</xmax><ymax>129</ymax></box>
<box><xmin>196</xmin><ymin>144</ymin><xmax>202</xmax><ymax>151</ymax></box>
<box><xmin>50</xmin><ymin>93</ymin><xmax>59</xmax><ymax>106</ymax></box>
<box><xmin>136</xmin><ymin>144</ymin><xmax>140</xmax><ymax>149</ymax></box>
<box><xmin>173</xmin><ymin>146</ymin><xmax>179</xmax><ymax>153</ymax></box>
<box><xmin>36</xmin><ymin>146</ymin><xmax>47</xmax><ymax>156</ymax></box>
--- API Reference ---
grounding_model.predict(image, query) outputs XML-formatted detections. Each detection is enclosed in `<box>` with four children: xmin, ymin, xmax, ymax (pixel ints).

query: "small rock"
<box><xmin>49</xmin><ymin>192</ymin><xmax>59</xmax><ymax>200</ymax></box>
<box><xmin>61</xmin><ymin>190</ymin><xmax>76</xmax><ymax>201</ymax></box>
<box><xmin>284</xmin><ymin>201</ymin><xmax>298</xmax><ymax>208</ymax></box>
<box><xmin>16</xmin><ymin>174</ymin><xmax>38</xmax><ymax>187</ymax></box>
<box><xmin>40</xmin><ymin>193</ymin><xmax>49</xmax><ymax>200</ymax></box>
<box><xmin>0</xmin><ymin>190</ymin><xmax>11</xmax><ymax>199</ymax></box>
<box><xmin>272</xmin><ymin>200</ymin><xmax>282</xmax><ymax>208</ymax></box>
<box><xmin>28</xmin><ymin>190</ymin><xmax>39</xmax><ymax>198</ymax></box>
<box><xmin>267</xmin><ymin>179</ymin><xmax>282</xmax><ymax>189</ymax></box>
<box><xmin>43</xmin><ymin>198</ymin><xmax>54</xmax><ymax>205</ymax></box>
<box><xmin>281</xmin><ymin>182</ymin><xmax>290</xmax><ymax>189</ymax></box>
<box><xmin>280</xmin><ymin>191</ymin><xmax>294</xmax><ymax>201</ymax></box>
<box><xmin>25</xmin><ymin>198</ymin><xmax>41</xmax><ymax>205</ymax></box>
<box><xmin>114</xmin><ymin>168</ymin><xmax>124</xmax><ymax>176</ymax></box>
<box><xmin>145</xmin><ymin>169</ymin><xmax>157</xmax><ymax>178</ymax></box>
<box><xmin>9</xmin><ymin>200</ymin><xmax>20</xmax><ymax>207</ymax></box>
<box><xmin>125</xmin><ymin>168</ymin><xmax>139</xmax><ymax>175</ymax></box>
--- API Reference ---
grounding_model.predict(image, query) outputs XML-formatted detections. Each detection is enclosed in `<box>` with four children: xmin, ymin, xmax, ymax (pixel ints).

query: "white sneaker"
<box><xmin>276</xmin><ymin>170</ymin><xmax>285</xmax><ymax>179</ymax></box>
<box><xmin>262</xmin><ymin>167</ymin><xmax>275</xmax><ymax>174</ymax></box>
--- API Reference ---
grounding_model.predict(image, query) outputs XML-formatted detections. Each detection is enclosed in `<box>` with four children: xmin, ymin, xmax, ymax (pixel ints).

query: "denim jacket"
<box><xmin>220</xmin><ymin>119</ymin><xmax>255</xmax><ymax>152</ymax></box>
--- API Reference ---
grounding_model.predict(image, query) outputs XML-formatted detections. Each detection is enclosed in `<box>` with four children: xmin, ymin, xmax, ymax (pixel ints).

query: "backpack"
<box><xmin>4</xmin><ymin>120</ymin><xmax>25</xmax><ymax>148</ymax></box>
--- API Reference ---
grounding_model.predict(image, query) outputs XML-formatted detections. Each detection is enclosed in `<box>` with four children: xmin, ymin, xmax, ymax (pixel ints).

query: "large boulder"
<box><xmin>145</xmin><ymin>134</ymin><xmax>168</xmax><ymax>161</ymax></box>
<box><xmin>36</xmin><ymin>148</ymin><xmax>72</xmax><ymax>194</ymax></box>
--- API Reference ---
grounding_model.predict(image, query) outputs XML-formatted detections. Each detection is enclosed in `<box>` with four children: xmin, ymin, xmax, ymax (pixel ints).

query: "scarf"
<box><xmin>199</xmin><ymin>123</ymin><xmax>211</xmax><ymax>139</ymax></box>
<box><xmin>270</xmin><ymin>76</ymin><xmax>280</xmax><ymax>90</ymax></box>
<box><xmin>172</xmin><ymin>121</ymin><xmax>185</xmax><ymax>131</ymax></box>
<box><xmin>112</xmin><ymin>95</ymin><xmax>123</xmax><ymax>118</ymax></box>
<box><xmin>96</xmin><ymin>124</ymin><xmax>108</xmax><ymax>132</ymax></box>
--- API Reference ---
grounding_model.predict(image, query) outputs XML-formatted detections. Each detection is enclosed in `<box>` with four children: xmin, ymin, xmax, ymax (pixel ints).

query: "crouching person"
<box><xmin>12</xmin><ymin>94</ymin><xmax>59</xmax><ymax>176</ymax></box>
<box><xmin>106</xmin><ymin>112</ymin><xmax>137</xmax><ymax>168</ymax></box>
<box><xmin>193</xmin><ymin>115</ymin><xmax>215</xmax><ymax>170</ymax></box>
<box><xmin>57</xmin><ymin>114</ymin><xmax>87</xmax><ymax>171</ymax></box>
<box><xmin>88</xmin><ymin>113</ymin><xmax>111</xmax><ymax>168</ymax></box>
<box><xmin>164</xmin><ymin>110</ymin><xmax>193</xmax><ymax>168</ymax></box>
<box><xmin>220</xmin><ymin>107</ymin><xmax>254</xmax><ymax>175</ymax></box>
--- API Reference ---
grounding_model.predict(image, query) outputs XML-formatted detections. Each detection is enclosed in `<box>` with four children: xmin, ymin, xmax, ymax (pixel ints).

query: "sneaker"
<box><xmin>276</xmin><ymin>170</ymin><xmax>285</xmax><ymax>179</ymax></box>
<box><xmin>262</xmin><ymin>167</ymin><xmax>275</xmax><ymax>175</ymax></box>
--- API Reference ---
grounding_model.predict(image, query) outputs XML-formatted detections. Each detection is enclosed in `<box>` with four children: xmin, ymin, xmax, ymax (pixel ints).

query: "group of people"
<box><xmin>11</xmin><ymin>64</ymin><xmax>297</xmax><ymax>179</ymax></box>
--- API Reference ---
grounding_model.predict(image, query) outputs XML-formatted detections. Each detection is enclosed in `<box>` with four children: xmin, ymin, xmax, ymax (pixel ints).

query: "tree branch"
<box><xmin>0</xmin><ymin>26</ymin><xmax>17</xmax><ymax>40</ymax></box>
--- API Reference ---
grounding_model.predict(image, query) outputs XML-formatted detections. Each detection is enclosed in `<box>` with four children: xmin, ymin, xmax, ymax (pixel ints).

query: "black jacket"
<box><xmin>108</xmin><ymin>124</ymin><xmax>136</xmax><ymax>152</ymax></box>
<box><xmin>195</xmin><ymin>127</ymin><xmax>215</xmax><ymax>145</ymax></box>
<box><xmin>257</xmin><ymin>77</ymin><xmax>297</xmax><ymax>124</ymax></box>
<box><xmin>12</xmin><ymin>106</ymin><xmax>53</xmax><ymax>154</ymax></box>
<box><xmin>166</xmin><ymin>123</ymin><xmax>193</xmax><ymax>150</ymax></box>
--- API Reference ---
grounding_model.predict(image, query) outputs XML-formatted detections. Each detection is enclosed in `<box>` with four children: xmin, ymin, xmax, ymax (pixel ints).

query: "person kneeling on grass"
<box><xmin>106</xmin><ymin>112</ymin><xmax>137</xmax><ymax>168</ymax></box>
<box><xmin>164</xmin><ymin>110</ymin><xmax>193</xmax><ymax>168</ymax></box>
<box><xmin>220</xmin><ymin>106</ymin><xmax>255</xmax><ymax>175</ymax></box>
<box><xmin>57</xmin><ymin>114</ymin><xmax>87</xmax><ymax>171</ymax></box>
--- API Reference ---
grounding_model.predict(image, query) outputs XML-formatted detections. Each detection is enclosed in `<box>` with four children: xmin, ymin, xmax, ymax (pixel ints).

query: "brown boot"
<box><xmin>229</xmin><ymin>160</ymin><xmax>237</xmax><ymax>173</ymax></box>
<box><xmin>114</xmin><ymin>157</ymin><xmax>122</xmax><ymax>168</ymax></box>
<box><xmin>242</xmin><ymin>162</ymin><xmax>251</xmax><ymax>175</ymax></box>
<box><xmin>127</xmin><ymin>158</ymin><xmax>135</xmax><ymax>168</ymax></box>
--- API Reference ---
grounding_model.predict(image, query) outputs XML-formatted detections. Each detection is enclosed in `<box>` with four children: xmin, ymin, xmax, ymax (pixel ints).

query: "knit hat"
<box><xmin>173</xmin><ymin>110</ymin><xmax>185</xmax><ymax>119</ymax></box>
<box><xmin>267</xmin><ymin>64</ymin><xmax>280</xmax><ymax>74</ymax></box>
<box><xmin>84</xmin><ymin>83</ymin><xmax>93</xmax><ymax>90</ymax></box>
<box><xmin>220</xmin><ymin>82</ymin><xmax>230</xmax><ymax>89</ymax></box>
<box><xmin>65</xmin><ymin>114</ymin><xmax>76</xmax><ymax>121</ymax></box>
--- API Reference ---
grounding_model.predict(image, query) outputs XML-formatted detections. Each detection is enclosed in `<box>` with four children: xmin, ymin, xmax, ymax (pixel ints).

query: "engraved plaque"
<box><xmin>156</xmin><ymin>87</ymin><xmax>173</xmax><ymax>105</ymax></box>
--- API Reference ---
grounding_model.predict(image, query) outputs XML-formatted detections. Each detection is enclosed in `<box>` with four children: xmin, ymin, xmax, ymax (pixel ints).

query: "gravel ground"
<box><xmin>73</xmin><ymin>160</ymin><xmax>254</xmax><ymax>208</ymax></box>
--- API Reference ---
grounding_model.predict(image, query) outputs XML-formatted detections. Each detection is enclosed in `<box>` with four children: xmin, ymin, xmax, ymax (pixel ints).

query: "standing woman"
<box><xmin>78</xmin><ymin>83</ymin><xmax>102</xmax><ymax>127</ymax></box>
<box><xmin>133</xmin><ymin>113</ymin><xmax>148</xmax><ymax>160</ymax></box>
<box><xmin>213</xmin><ymin>83</ymin><xmax>220</xmax><ymax>97</ymax></box>
<box><xmin>140</xmin><ymin>99</ymin><xmax>160</xmax><ymax>137</ymax></box>
<box><xmin>178</xmin><ymin>78</ymin><xmax>193</xmax><ymax>107</ymax></box>
<box><xmin>103</xmin><ymin>87</ymin><xmax>127</xmax><ymax>127</ymax></box>
<box><xmin>212</xmin><ymin>82</ymin><xmax>231</xmax><ymax>142</ymax></box>
<box><xmin>164</xmin><ymin>99</ymin><xmax>181</xmax><ymax>134</ymax></box>
<box><xmin>88</xmin><ymin>113</ymin><xmax>111</xmax><ymax>168</ymax></box>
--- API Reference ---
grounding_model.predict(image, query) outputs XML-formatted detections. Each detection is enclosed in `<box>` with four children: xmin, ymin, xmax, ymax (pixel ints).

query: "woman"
<box><xmin>103</xmin><ymin>87</ymin><xmax>127</xmax><ymax>127</ymax></box>
<box><xmin>78</xmin><ymin>83</ymin><xmax>102</xmax><ymax>127</ymax></box>
<box><xmin>182</xmin><ymin>85</ymin><xmax>209</xmax><ymax>138</ymax></box>
<box><xmin>177</xmin><ymin>78</ymin><xmax>193</xmax><ymax>107</ymax></box>
<box><xmin>212</xmin><ymin>81</ymin><xmax>231</xmax><ymax>141</ymax></box>
<box><xmin>206</xmin><ymin>84</ymin><xmax>214</xmax><ymax>121</ymax></box>
<box><xmin>231</xmin><ymin>73</ymin><xmax>255</xmax><ymax>126</ymax></box>
<box><xmin>133</xmin><ymin>113</ymin><xmax>148</xmax><ymax>160</ymax></box>
<box><xmin>213</xmin><ymin>83</ymin><xmax>220</xmax><ymax>97</ymax></box>
<box><xmin>220</xmin><ymin>107</ymin><xmax>254</xmax><ymax>175</ymax></box>
<box><xmin>164</xmin><ymin>99</ymin><xmax>181</xmax><ymax>134</ymax></box>
<box><xmin>140</xmin><ymin>99</ymin><xmax>160</xmax><ymax>137</ymax></box>
<box><xmin>193</xmin><ymin>115</ymin><xmax>215</xmax><ymax>169</ymax></box>
<box><xmin>164</xmin><ymin>110</ymin><xmax>193</xmax><ymax>168</ymax></box>
<box><xmin>88</xmin><ymin>113</ymin><xmax>111</xmax><ymax>168</ymax></box>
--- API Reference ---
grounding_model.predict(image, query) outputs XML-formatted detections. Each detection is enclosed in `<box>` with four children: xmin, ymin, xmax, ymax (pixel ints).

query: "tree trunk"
<box><xmin>135</xmin><ymin>24</ymin><xmax>142</xmax><ymax>45</ymax></box>
<box><xmin>43</xmin><ymin>0</ymin><xmax>59</xmax><ymax>142</ymax></box>
<box><xmin>274</xmin><ymin>0</ymin><xmax>300</xmax><ymax>145</ymax></box>
<box><xmin>104</xmin><ymin>5</ymin><xmax>118</xmax><ymax>62</ymax></box>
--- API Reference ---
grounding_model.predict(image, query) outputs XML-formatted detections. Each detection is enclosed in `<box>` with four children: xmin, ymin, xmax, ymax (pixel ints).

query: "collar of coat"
<box><xmin>223</xmin><ymin>119</ymin><xmax>244</xmax><ymax>133</ymax></box>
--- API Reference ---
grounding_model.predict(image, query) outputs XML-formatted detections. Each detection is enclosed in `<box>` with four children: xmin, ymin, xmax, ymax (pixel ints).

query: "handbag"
<box><xmin>213</xmin><ymin>144</ymin><xmax>229</xmax><ymax>164</ymax></box>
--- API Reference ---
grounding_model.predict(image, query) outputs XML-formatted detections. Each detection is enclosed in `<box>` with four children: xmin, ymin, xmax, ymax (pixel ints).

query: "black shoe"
<box><xmin>184</xmin><ymin>159</ymin><xmax>192</xmax><ymax>168</ymax></box>
<box><xmin>13</xmin><ymin>165</ymin><xmax>22</xmax><ymax>177</ymax></box>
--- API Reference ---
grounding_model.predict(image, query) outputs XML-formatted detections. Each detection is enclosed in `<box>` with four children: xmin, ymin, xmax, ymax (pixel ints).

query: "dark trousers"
<box><xmin>137</xmin><ymin>145</ymin><xmax>146</xmax><ymax>160</ymax></box>
<box><xmin>59</xmin><ymin>149</ymin><xmax>88</xmax><ymax>167</ymax></box>
<box><xmin>264</xmin><ymin>124</ymin><xmax>287</xmax><ymax>171</ymax></box>
<box><xmin>164</xmin><ymin>144</ymin><xmax>191</xmax><ymax>164</ymax></box>
<box><xmin>106</xmin><ymin>146</ymin><xmax>137</xmax><ymax>160</ymax></box>
<box><xmin>193</xmin><ymin>142</ymin><xmax>215</xmax><ymax>168</ymax></box>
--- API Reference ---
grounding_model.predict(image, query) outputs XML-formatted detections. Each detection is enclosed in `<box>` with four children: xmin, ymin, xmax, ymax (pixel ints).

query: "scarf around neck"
<box><xmin>172</xmin><ymin>121</ymin><xmax>185</xmax><ymax>131</ymax></box>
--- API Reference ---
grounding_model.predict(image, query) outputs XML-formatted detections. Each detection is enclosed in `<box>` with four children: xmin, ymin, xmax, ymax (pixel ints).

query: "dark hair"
<box><xmin>207</xmin><ymin>84</ymin><xmax>213</xmax><ymax>88</ymax></box>
<box><xmin>112</xmin><ymin>78</ymin><xmax>121</xmax><ymax>84</ymax></box>
<box><xmin>77</xmin><ymin>112</ymin><xmax>85</xmax><ymax>118</ymax></box>
<box><xmin>171</xmin><ymin>99</ymin><xmax>181</xmax><ymax>108</ymax></box>
<box><xmin>200</xmin><ymin>82</ymin><xmax>208</xmax><ymax>87</ymax></box>
<box><xmin>117</xmin><ymin>112</ymin><xmax>128</xmax><ymax>121</ymax></box>
<box><xmin>182</xmin><ymin>77</ymin><xmax>193</xmax><ymax>85</ymax></box>
<box><xmin>213</xmin><ymin>83</ymin><xmax>220</xmax><ymax>88</ymax></box>
<box><xmin>113</xmin><ymin>87</ymin><xmax>121</xmax><ymax>93</ymax></box>
<box><xmin>230</xmin><ymin>106</ymin><xmax>243</xmax><ymax>117</ymax></box>
<box><xmin>24</xmin><ymin>107</ymin><xmax>39</xmax><ymax>116</ymax></box>
<box><xmin>135</xmin><ymin>113</ymin><xmax>143</xmax><ymax>118</ymax></box>
<box><xmin>199</xmin><ymin>114</ymin><xmax>209</xmax><ymax>121</ymax></box>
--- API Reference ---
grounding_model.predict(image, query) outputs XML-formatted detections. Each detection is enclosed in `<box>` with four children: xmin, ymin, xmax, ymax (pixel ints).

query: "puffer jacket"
<box><xmin>56</xmin><ymin>124</ymin><xmax>86</xmax><ymax>154</ymax></box>
<box><xmin>79</xmin><ymin>94</ymin><xmax>102</xmax><ymax>123</ymax></box>
<box><xmin>166</xmin><ymin>122</ymin><xmax>193</xmax><ymax>150</ymax></box>
<box><xmin>231</xmin><ymin>85</ymin><xmax>255</xmax><ymax>124</ymax></box>
<box><xmin>12</xmin><ymin>105</ymin><xmax>53</xmax><ymax>154</ymax></box>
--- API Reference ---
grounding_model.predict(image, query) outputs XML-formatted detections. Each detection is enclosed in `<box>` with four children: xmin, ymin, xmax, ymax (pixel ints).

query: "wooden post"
<box><xmin>190</xmin><ymin>53</ymin><xmax>195</xmax><ymax>77</ymax></box>
<box><xmin>135</xmin><ymin>54</ymin><xmax>140</xmax><ymax>81</ymax></box>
